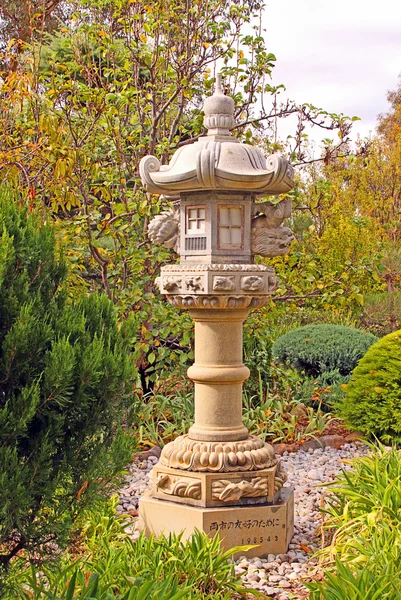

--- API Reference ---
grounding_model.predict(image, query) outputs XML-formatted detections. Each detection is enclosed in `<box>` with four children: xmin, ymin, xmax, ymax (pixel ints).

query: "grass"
<box><xmin>306</xmin><ymin>443</ymin><xmax>401</xmax><ymax>599</ymax></box>
<box><xmin>4</xmin><ymin>497</ymin><xmax>263</xmax><ymax>600</ymax></box>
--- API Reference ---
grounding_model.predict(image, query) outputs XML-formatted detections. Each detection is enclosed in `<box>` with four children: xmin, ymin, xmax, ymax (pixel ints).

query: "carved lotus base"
<box><xmin>160</xmin><ymin>434</ymin><xmax>277</xmax><ymax>472</ymax></box>
<box><xmin>168</xmin><ymin>294</ymin><xmax>267</xmax><ymax>309</ymax></box>
<box><xmin>152</xmin><ymin>462</ymin><xmax>287</xmax><ymax>508</ymax></box>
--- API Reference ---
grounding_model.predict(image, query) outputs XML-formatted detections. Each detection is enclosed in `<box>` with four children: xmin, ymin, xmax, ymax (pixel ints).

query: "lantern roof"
<box><xmin>139</xmin><ymin>74</ymin><xmax>294</xmax><ymax>196</ymax></box>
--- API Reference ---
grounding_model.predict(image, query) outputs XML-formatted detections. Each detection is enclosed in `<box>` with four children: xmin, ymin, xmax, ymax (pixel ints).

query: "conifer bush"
<box><xmin>272</xmin><ymin>324</ymin><xmax>377</xmax><ymax>378</ymax></box>
<box><xmin>0</xmin><ymin>189</ymin><xmax>136</xmax><ymax>570</ymax></box>
<box><xmin>340</xmin><ymin>330</ymin><xmax>401</xmax><ymax>441</ymax></box>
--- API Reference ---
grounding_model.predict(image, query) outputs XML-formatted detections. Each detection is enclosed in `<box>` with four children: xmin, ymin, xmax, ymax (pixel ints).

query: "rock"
<box><xmin>320</xmin><ymin>434</ymin><xmax>346</xmax><ymax>449</ymax></box>
<box><xmin>274</xmin><ymin>443</ymin><xmax>299</xmax><ymax>455</ymax></box>
<box><xmin>252</xmin><ymin>558</ymin><xmax>263</xmax><ymax>568</ymax></box>
<box><xmin>135</xmin><ymin>445</ymin><xmax>162</xmax><ymax>461</ymax></box>
<box><xmin>291</xmin><ymin>403</ymin><xmax>308</xmax><ymax>420</ymax></box>
<box><xmin>263</xmin><ymin>587</ymin><xmax>279</xmax><ymax>596</ymax></box>
<box><xmin>279</xmin><ymin>580</ymin><xmax>291</xmax><ymax>588</ymax></box>
<box><xmin>344</xmin><ymin>431</ymin><xmax>363</xmax><ymax>443</ymax></box>
<box><xmin>277</xmin><ymin>553</ymin><xmax>289</xmax><ymax>562</ymax></box>
<box><xmin>299</xmin><ymin>438</ymin><xmax>325</xmax><ymax>452</ymax></box>
<box><xmin>306</xmin><ymin>469</ymin><xmax>320</xmax><ymax>480</ymax></box>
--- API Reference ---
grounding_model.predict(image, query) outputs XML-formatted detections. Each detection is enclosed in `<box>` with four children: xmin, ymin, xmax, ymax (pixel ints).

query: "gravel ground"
<box><xmin>117</xmin><ymin>442</ymin><xmax>367</xmax><ymax>599</ymax></box>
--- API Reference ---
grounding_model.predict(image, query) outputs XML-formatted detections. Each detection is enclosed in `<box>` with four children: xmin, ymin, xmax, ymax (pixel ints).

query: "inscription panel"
<box><xmin>203</xmin><ymin>487</ymin><xmax>294</xmax><ymax>556</ymax></box>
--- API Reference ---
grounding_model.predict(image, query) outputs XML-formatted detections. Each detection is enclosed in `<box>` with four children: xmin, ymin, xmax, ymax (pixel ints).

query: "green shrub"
<box><xmin>293</xmin><ymin>374</ymin><xmax>347</xmax><ymax>412</ymax></box>
<box><xmin>340</xmin><ymin>330</ymin><xmax>401</xmax><ymax>441</ymax></box>
<box><xmin>0</xmin><ymin>189</ymin><xmax>137</xmax><ymax>571</ymax></box>
<box><xmin>272</xmin><ymin>324</ymin><xmax>377</xmax><ymax>379</ymax></box>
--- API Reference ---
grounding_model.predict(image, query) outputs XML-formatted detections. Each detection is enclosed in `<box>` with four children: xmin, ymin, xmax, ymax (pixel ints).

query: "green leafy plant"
<box><xmin>243</xmin><ymin>388</ymin><xmax>332</xmax><ymax>444</ymax></box>
<box><xmin>272</xmin><ymin>324</ymin><xmax>377</xmax><ymax>379</ymax></box>
<box><xmin>306</xmin><ymin>555</ymin><xmax>401</xmax><ymax>600</ymax></box>
<box><xmin>8</xmin><ymin>499</ymin><xmax>261</xmax><ymax>600</ymax></box>
<box><xmin>307</xmin><ymin>444</ymin><xmax>401</xmax><ymax>599</ymax></box>
<box><xmin>293</xmin><ymin>374</ymin><xmax>348</xmax><ymax>413</ymax></box>
<box><xmin>319</xmin><ymin>444</ymin><xmax>401</xmax><ymax>558</ymax></box>
<box><xmin>340</xmin><ymin>330</ymin><xmax>401</xmax><ymax>441</ymax></box>
<box><xmin>0</xmin><ymin>188</ymin><xmax>137</xmax><ymax>571</ymax></box>
<box><xmin>22</xmin><ymin>569</ymin><xmax>192</xmax><ymax>600</ymax></box>
<box><xmin>135</xmin><ymin>391</ymin><xmax>194</xmax><ymax>448</ymax></box>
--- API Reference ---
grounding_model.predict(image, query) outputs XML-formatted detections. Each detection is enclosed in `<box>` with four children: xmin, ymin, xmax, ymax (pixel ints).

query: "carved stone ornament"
<box><xmin>161</xmin><ymin>263</ymin><xmax>274</xmax><ymax>272</ymax></box>
<box><xmin>156</xmin><ymin>474</ymin><xmax>201</xmax><ymax>500</ymax></box>
<box><xmin>161</xmin><ymin>276</ymin><xmax>182</xmax><ymax>292</ymax></box>
<box><xmin>159</xmin><ymin>434</ymin><xmax>277</xmax><ymax>472</ymax></box>
<box><xmin>241</xmin><ymin>276</ymin><xmax>264</xmax><ymax>291</ymax></box>
<box><xmin>211</xmin><ymin>477</ymin><xmax>268</xmax><ymax>502</ymax></box>
<box><xmin>147</xmin><ymin>205</ymin><xmax>180</xmax><ymax>252</ymax></box>
<box><xmin>156</xmin><ymin>264</ymin><xmax>279</xmax><ymax>302</ymax></box>
<box><xmin>251</xmin><ymin>197</ymin><xmax>295</xmax><ymax>257</ymax></box>
<box><xmin>252</xmin><ymin>223</ymin><xmax>294</xmax><ymax>257</ymax></box>
<box><xmin>213</xmin><ymin>276</ymin><xmax>235</xmax><ymax>291</ymax></box>
<box><xmin>139</xmin><ymin>75</ymin><xmax>294</xmax><ymax>196</ymax></box>
<box><xmin>274</xmin><ymin>463</ymin><xmax>287</xmax><ymax>495</ymax></box>
<box><xmin>185</xmin><ymin>276</ymin><xmax>204</xmax><ymax>292</ymax></box>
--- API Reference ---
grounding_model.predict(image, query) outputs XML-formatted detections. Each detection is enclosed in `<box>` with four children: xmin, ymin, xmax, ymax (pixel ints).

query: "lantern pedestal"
<box><xmin>139</xmin><ymin>487</ymin><xmax>294</xmax><ymax>558</ymax></box>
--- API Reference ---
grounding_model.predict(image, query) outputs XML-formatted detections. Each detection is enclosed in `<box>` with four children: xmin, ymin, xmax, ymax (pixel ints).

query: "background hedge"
<box><xmin>272</xmin><ymin>324</ymin><xmax>377</xmax><ymax>379</ymax></box>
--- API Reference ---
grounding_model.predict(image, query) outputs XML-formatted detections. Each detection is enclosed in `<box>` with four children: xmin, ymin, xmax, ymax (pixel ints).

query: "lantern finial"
<box><xmin>203</xmin><ymin>73</ymin><xmax>235</xmax><ymax>135</ymax></box>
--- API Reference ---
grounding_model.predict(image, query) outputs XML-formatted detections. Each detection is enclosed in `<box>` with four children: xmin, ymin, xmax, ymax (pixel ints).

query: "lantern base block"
<box><xmin>151</xmin><ymin>464</ymin><xmax>285</xmax><ymax>508</ymax></box>
<box><xmin>138</xmin><ymin>486</ymin><xmax>294</xmax><ymax>558</ymax></box>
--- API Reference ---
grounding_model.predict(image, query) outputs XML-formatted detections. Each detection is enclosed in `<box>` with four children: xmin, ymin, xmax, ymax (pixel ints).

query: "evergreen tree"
<box><xmin>0</xmin><ymin>188</ymin><xmax>136</xmax><ymax>569</ymax></box>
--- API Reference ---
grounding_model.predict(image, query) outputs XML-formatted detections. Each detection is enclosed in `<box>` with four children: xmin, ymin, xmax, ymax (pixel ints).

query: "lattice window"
<box><xmin>218</xmin><ymin>206</ymin><xmax>243</xmax><ymax>248</ymax></box>
<box><xmin>186</xmin><ymin>206</ymin><xmax>206</xmax><ymax>234</ymax></box>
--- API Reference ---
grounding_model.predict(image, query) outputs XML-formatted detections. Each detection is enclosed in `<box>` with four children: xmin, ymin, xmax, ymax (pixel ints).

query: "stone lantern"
<box><xmin>138</xmin><ymin>75</ymin><xmax>295</xmax><ymax>556</ymax></box>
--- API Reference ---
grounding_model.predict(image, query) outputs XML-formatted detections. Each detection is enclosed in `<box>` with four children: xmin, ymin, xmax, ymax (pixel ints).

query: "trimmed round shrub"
<box><xmin>272</xmin><ymin>324</ymin><xmax>377</xmax><ymax>377</ymax></box>
<box><xmin>341</xmin><ymin>330</ymin><xmax>401</xmax><ymax>441</ymax></box>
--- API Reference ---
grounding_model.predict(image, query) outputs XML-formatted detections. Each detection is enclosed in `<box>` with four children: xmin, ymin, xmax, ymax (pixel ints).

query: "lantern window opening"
<box><xmin>218</xmin><ymin>205</ymin><xmax>244</xmax><ymax>249</ymax></box>
<box><xmin>186</xmin><ymin>206</ymin><xmax>206</xmax><ymax>234</ymax></box>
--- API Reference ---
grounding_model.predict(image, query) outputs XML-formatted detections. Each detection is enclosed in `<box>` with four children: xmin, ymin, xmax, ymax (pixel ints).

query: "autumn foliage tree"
<box><xmin>0</xmin><ymin>0</ymin><xmax>356</xmax><ymax>390</ymax></box>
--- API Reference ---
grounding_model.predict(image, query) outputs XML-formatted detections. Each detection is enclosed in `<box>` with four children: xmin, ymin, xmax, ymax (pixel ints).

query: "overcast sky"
<box><xmin>263</xmin><ymin>0</ymin><xmax>401</xmax><ymax>145</ymax></box>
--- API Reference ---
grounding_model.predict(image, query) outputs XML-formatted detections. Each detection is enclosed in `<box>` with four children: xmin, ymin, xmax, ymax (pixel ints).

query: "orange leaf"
<box><xmin>76</xmin><ymin>480</ymin><xmax>89</xmax><ymax>500</ymax></box>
